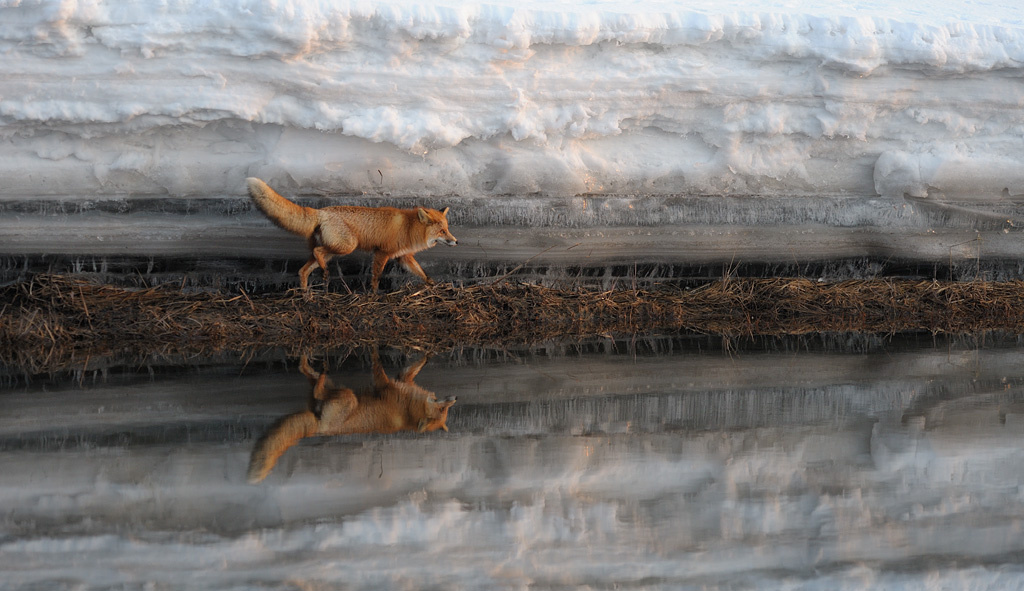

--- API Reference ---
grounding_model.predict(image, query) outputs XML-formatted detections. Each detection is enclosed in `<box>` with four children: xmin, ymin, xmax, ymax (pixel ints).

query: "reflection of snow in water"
<box><xmin>2</xmin><ymin>341</ymin><xmax>1024</xmax><ymax>589</ymax></box>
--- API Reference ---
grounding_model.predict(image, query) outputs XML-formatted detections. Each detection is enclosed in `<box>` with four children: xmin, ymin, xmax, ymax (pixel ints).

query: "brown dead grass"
<box><xmin>2</xmin><ymin>273</ymin><xmax>1024</xmax><ymax>373</ymax></box>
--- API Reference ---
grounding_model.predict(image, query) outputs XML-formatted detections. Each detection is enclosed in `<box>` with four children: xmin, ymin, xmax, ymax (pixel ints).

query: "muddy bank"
<box><xmin>3</xmin><ymin>274</ymin><xmax>1024</xmax><ymax>374</ymax></box>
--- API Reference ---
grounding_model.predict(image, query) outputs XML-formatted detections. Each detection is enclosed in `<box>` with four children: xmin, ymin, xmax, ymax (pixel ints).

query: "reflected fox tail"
<box><xmin>247</xmin><ymin>411</ymin><xmax>319</xmax><ymax>483</ymax></box>
<box><xmin>246</xmin><ymin>177</ymin><xmax>319</xmax><ymax>238</ymax></box>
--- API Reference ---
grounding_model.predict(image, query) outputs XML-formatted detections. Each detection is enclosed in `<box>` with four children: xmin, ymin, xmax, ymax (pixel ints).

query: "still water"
<box><xmin>3</xmin><ymin>335</ymin><xmax>1024</xmax><ymax>590</ymax></box>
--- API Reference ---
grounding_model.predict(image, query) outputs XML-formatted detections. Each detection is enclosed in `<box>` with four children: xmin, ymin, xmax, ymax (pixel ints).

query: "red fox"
<box><xmin>246</xmin><ymin>177</ymin><xmax>458</xmax><ymax>291</ymax></box>
<box><xmin>247</xmin><ymin>351</ymin><xmax>456</xmax><ymax>483</ymax></box>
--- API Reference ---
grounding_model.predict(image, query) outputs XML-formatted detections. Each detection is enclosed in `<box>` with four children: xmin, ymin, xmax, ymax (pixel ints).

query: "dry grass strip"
<box><xmin>2</xmin><ymin>274</ymin><xmax>1024</xmax><ymax>373</ymax></box>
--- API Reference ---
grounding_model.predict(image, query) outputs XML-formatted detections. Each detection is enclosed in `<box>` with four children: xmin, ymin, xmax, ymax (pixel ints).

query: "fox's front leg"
<box><xmin>370</xmin><ymin>251</ymin><xmax>392</xmax><ymax>292</ymax></box>
<box><xmin>399</xmin><ymin>354</ymin><xmax>429</xmax><ymax>383</ymax></box>
<box><xmin>369</xmin><ymin>345</ymin><xmax>390</xmax><ymax>389</ymax></box>
<box><xmin>400</xmin><ymin>255</ymin><xmax>433</xmax><ymax>285</ymax></box>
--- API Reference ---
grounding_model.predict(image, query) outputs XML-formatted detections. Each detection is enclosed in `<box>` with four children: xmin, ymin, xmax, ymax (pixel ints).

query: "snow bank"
<box><xmin>2</xmin><ymin>0</ymin><xmax>1023</xmax><ymax>199</ymax></box>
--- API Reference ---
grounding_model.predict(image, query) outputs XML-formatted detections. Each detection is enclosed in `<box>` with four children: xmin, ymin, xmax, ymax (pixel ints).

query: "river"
<box><xmin>3</xmin><ymin>334</ymin><xmax>1024</xmax><ymax>589</ymax></box>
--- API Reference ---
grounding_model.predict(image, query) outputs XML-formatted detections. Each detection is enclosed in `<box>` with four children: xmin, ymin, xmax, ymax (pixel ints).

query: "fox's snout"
<box><xmin>439</xmin><ymin>230</ymin><xmax>458</xmax><ymax>246</ymax></box>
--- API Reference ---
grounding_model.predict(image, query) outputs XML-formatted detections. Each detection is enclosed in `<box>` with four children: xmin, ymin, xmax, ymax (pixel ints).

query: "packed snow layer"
<box><xmin>4</xmin><ymin>341</ymin><xmax>1024</xmax><ymax>589</ymax></box>
<box><xmin>2</xmin><ymin>0</ymin><xmax>1024</xmax><ymax>200</ymax></box>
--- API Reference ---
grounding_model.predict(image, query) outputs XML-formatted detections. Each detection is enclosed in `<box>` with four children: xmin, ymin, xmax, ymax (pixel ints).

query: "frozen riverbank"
<box><xmin>4</xmin><ymin>191</ymin><xmax>1024</xmax><ymax>289</ymax></box>
<box><xmin>2</xmin><ymin>1</ymin><xmax>1024</xmax><ymax>284</ymax></box>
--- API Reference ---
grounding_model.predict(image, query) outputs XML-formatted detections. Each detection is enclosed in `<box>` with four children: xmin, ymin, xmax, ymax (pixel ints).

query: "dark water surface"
<box><xmin>3</xmin><ymin>335</ymin><xmax>1024</xmax><ymax>590</ymax></box>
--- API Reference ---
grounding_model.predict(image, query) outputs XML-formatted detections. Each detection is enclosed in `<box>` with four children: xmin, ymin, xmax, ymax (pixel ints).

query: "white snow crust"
<box><xmin>2</xmin><ymin>0</ymin><xmax>1024</xmax><ymax>199</ymax></box>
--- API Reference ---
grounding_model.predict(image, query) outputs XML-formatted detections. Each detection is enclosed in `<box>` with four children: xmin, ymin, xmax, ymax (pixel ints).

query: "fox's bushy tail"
<box><xmin>247</xmin><ymin>411</ymin><xmax>319</xmax><ymax>483</ymax></box>
<box><xmin>246</xmin><ymin>177</ymin><xmax>318</xmax><ymax>237</ymax></box>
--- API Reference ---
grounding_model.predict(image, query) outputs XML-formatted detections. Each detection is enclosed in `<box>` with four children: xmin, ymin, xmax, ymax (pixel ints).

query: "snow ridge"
<box><xmin>1</xmin><ymin>0</ymin><xmax>1023</xmax><ymax>199</ymax></box>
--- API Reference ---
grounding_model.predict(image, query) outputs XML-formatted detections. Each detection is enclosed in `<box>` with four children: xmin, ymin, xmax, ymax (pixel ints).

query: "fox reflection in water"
<box><xmin>247</xmin><ymin>352</ymin><xmax>457</xmax><ymax>483</ymax></box>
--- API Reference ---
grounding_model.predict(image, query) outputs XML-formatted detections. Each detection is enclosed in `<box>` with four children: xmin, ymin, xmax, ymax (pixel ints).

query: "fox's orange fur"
<box><xmin>247</xmin><ymin>352</ymin><xmax>456</xmax><ymax>483</ymax></box>
<box><xmin>246</xmin><ymin>177</ymin><xmax>458</xmax><ymax>291</ymax></box>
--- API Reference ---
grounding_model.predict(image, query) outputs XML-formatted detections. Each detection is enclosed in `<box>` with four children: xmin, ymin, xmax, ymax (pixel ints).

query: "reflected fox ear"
<box><xmin>417</xmin><ymin>208</ymin><xmax>429</xmax><ymax>223</ymax></box>
<box><xmin>441</xmin><ymin>207</ymin><xmax>449</xmax><ymax>217</ymax></box>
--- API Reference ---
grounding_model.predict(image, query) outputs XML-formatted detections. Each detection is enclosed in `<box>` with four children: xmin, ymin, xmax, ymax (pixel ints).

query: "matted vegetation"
<box><xmin>2</xmin><ymin>273</ymin><xmax>1024</xmax><ymax>373</ymax></box>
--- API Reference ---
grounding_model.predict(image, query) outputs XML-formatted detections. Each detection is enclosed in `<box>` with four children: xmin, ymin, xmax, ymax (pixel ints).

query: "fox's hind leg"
<box><xmin>298</xmin><ymin>355</ymin><xmax>321</xmax><ymax>383</ymax></box>
<box><xmin>298</xmin><ymin>249</ymin><xmax>335</xmax><ymax>294</ymax></box>
<box><xmin>314</xmin><ymin>247</ymin><xmax>335</xmax><ymax>285</ymax></box>
<box><xmin>300</xmin><ymin>230</ymin><xmax>355</xmax><ymax>291</ymax></box>
<box><xmin>298</xmin><ymin>259</ymin><xmax>314</xmax><ymax>292</ymax></box>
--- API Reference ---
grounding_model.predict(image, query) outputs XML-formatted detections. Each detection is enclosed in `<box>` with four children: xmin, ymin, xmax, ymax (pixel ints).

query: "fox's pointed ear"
<box><xmin>441</xmin><ymin>207</ymin><xmax>449</xmax><ymax>217</ymax></box>
<box><xmin>417</xmin><ymin>208</ymin><xmax>429</xmax><ymax>223</ymax></box>
<box><xmin>417</xmin><ymin>418</ymin><xmax>430</xmax><ymax>433</ymax></box>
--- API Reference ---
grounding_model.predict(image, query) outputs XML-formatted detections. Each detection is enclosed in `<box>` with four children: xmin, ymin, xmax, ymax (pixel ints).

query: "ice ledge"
<box><xmin>3</xmin><ymin>193</ymin><xmax>1024</xmax><ymax>287</ymax></box>
<box><xmin>875</xmin><ymin>149</ymin><xmax>1024</xmax><ymax>199</ymax></box>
